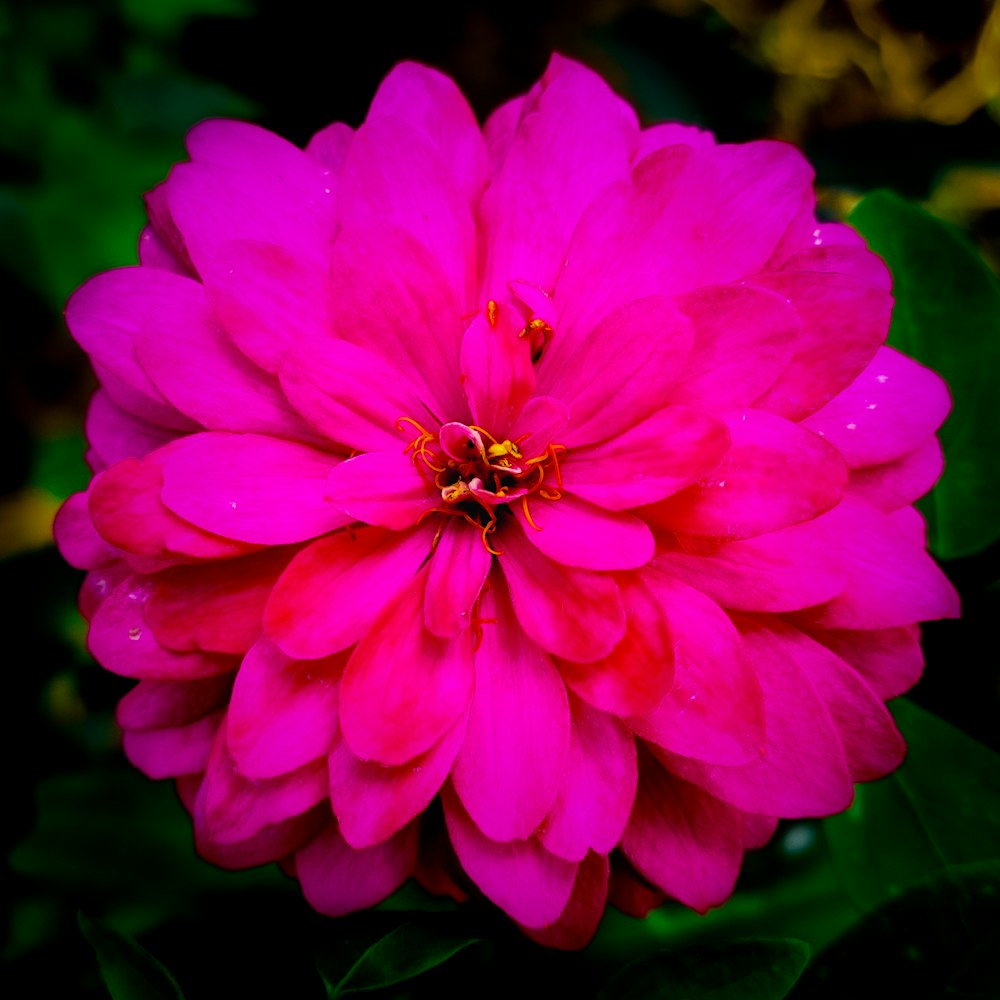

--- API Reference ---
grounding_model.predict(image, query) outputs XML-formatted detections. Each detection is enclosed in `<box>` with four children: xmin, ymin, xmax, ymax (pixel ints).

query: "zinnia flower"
<box><xmin>55</xmin><ymin>55</ymin><xmax>959</xmax><ymax>948</ymax></box>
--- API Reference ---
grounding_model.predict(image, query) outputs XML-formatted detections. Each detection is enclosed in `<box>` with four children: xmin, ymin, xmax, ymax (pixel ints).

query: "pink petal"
<box><xmin>138</xmin><ymin>224</ymin><xmax>190</xmax><ymax>275</ymax></box>
<box><xmin>810</xmin><ymin>624</ymin><xmax>923</xmax><ymax>699</ymax></box>
<box><xmin>750</xmin><ymin>270</ymin><xmax>891</xmax><ymax>420</ymax></box>
<box><xmin>796</xmin><ymin>499</ymin><xmax>960</xmax><ymax>629</ymax></box>
<box><xmin>424</xmin><ymin>518</ymin><xmax>492</xmax><ymax>637</ymax></box>
<box><xmin>53</xmin><ymin>488</ymin><xmax>117</xmax><ymax>570</ymax></box>
<box><xmin>634</xmin><ymin>122</ymin><xmax>716</xmax><ymax>160</ymax></box>
<box><xmin>522</xmin><ymin>851</ymin><xmax>610</xmax><ymax>950</ymax></box>
<box><xmin>339</xmin><ymin>569</ymin><xmax>474</xmax><ymax>765</ymax></box>
<box><xmin>777</xmin><ymin>242</ymin><xmax>892</xmax><ymax>288</ymax></box>
<box><xmin>305</xmin><ymin>121</ymin><xmax>352</xmax><ymax>170</ymax></box>
<box><xmin>764</xmin><ymin>622</ymin><xmax>905</xmax><ymax>782</ymax></box>
<box><xmin>89</xmin><ymin>449</ymin><xmax>256</xmax><ymax>561</ymax></box>
<box><xmin>89</xmin><ymin>575</ymin><xmax>237</xmax><ymax>680</ymax></box>
<box><xmin>295</xmin><ymin>819</ymin><xmax>418</xmax><ymax>918</ymax></box>
<box><xmin>848</xmin><ymin>437</ymin><xmax>944</xmax><ymax>511</ymax></box>
<box><xmin>479</xmin><ymin>53</ymin><xmax>638</xmax><ymax>294</ymax></box>
<box><xmin>743</xmin><ymin>813</ymin><xmax>779</xmax><ymax>849</ymax></box>
<box><xmin>165</xmin><ymin>120</ymin><xmax>337</xmax><ymax>272</ymax></box>
<box><xmin>324</xmin><ymin>451</ymin><xmax>439</xmax><ymax>530</ymax></box>
<box><xmin>654</xmin><ymin>513</ymin><xmax>848</xmax><ymax>613</ymax></box>
<box><xmin>200</xmin><ymin>719</ymin><xmax>329</xmax><ymax>844</ymax></box>
<box><xmin>513</xmin><ymin>493</ymin><xmax>654</xmax><ymax>571</ymax></box>
<box><xmin>459</xmin><ymin>301</ymin><xmax>535</xmax><ymax>434</ymax></box>
<box><xmin>557</xmin><ymin>570</ymin><xmax>676</xmax><ymax>717</ymax></box>
<box><xmin>560</xmin><ymin>406</ymin><xmax>730</xmax><ymax>509</ymax></box>
<box><xmin>227</xmin><ymin>640</ymin><xmax>344</xmax><ymax>779</ymax></box>
<box><xmin>366</xmin><ymin>62</ymin><xmax>489</xmax><ymax>206</ymax></box>
<box><xmin>539</xmin><ymin>696</ymin><xmax>637</xmax><ymax>861</ymax></box>
<box><xmin>337</xmin><ymin>116</ymin><xmax>476</xmax><ymax>314</ymax></box>
<box><xmin>442</xmin><ymin>785</ymin><xmax>578</xmax><ymax>928</ymax></box>
<box><xmin>802</xmin><ymin>347</ymin><xmax>951</xmax><ymax>467</ymax></box>
<box><xmin>265</xmin><ymin>524</ymin><xmax>435</xmax><ymax>658</ymax></box>
<box><xmin>671</xmin><ymin>283</ymin><xmax>798</xmax><ymax>408</ymax></box>
<box><xmin>623</xmin><ymin>748</ymin><xmax>744</xmax><ymax>913</ymax></box>
<box><xmin>650</xmin><ymin>409</ymin><xmax>848</xmax><ymax>540</ymax></box>
<box><xmin>116</xmin><ymin>675</ymin><xmax>233</xmax><ymax>731</ymax></box>
<box><xmin>662</xmin><ymin>617</ymin><xmax>854</xmax><ymax>817</ymax></box>
<box><xmin>536</xmin><ymin>296</ymin><xmax>694</xmax><ymax>448</ymax></box>
<box><xmin>132</xmin><ymin>274</ymin><xmax>319</xmax><ymax>442</ymax></box>
<box><xmin>65</xmin><ymin>269</ymin><xmax>199</xmax><ymax>431</ymax></box>
<box><xmin>607</xmin><ymin>856</ymin><xmax>666</xmax><ymax>917</ymax></box>
<box><xmin>160</xmin><ymin>432</ymin><xmax>349</xmax><ymax>544</ymax></box>
<box><xmin>628</xmin><ymin>572</ymin><xmax>764</xmax><ymax>766</ymax></box>
<box><xmin>123</xmin><ymin>709</ymin><xmax>223</xmax><ymax>779</ymax></box>
<box><xmin>507</xmin><ymin>395</ymin><xmax>570</xmax><ymax>461</ymax></box>
<box><xmin>555</xmin><ymin>141</ymin><xmax>814</xmax><ymax>336</ymax></box>
<box><xmin>451</xmin><ymin>582</ymin><xmax>570</xmax><ymax>841</ymax></box>
<box><xmin>85</xmin><ymin>390</ymin><xmax>176</xmax><ymax>470</ymax></box>
<box><xmin>499</xmin><ymin>523</ymin><xmax>625</xmax><ymax>663</ymax></box>
<box><xmin>201</xmin><ymin>240</ymin><xmax>335</xmax><ymax>374</ymax></box>
<box><xmin>330</xmin><ymin>712</ymin><xmax>468</xmax><ymax>849</ymax></box>
<box><xmin>280</xmin><ymin>337</ymin><xmax>433</xmax><ymax>453</ymax></box>
<box><xmin>146</xmin><ymin>546</ymin><xmax>295</xmax><ymax>653</ymax></box>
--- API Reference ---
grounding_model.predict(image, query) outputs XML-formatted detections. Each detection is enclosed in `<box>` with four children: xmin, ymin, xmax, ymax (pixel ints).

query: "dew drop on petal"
<box><xmin>128</xmin><ymin>627</ymin><xmax>142</xmax><ymax>641</ymax></box>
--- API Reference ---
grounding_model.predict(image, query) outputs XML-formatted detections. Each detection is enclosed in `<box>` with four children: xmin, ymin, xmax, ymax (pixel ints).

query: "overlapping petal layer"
<box><xmin>56</xmin><ymin>54</ymin><xmax>958</xmax><ymax>948</ymax></box>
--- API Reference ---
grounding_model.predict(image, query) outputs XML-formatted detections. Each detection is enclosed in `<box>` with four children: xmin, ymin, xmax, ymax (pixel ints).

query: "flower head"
<box><xmin>55</xmin><ymin>55</ymin><xmax>959</xmax><ymax>946</ymax></box>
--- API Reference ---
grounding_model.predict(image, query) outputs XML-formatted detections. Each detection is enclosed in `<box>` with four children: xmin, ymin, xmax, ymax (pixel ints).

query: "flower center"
<box><xmin>397</xmin><ymin>416</ymin><xmax>565</xmax><ymax>554</ymax></box>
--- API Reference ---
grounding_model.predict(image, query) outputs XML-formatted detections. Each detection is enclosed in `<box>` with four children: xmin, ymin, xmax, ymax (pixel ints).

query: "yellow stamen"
<box><xmin>487</xmin><ymin>300</ymin><xmax>498</xmax><ymax>328</ymax></box>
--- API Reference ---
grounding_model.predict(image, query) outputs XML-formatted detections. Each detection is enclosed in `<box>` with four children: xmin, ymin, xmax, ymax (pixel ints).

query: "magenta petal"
<box><xmin>672</xmin><ymin>283</ymin><xmax>798</xmax><ymax>409</ymax></box>
<box><xmin>848</xmin><ymin>437</ymin><xmax>944</xmax><ymax>512</ymax></box>
<box><xmin>539</xmin><ymin>696</ymin><xmax>637</xmax><ymax>861</ymax></box>
<box><xmin>324</xmin><ymin>452</ymin><xmax>439</xmax><ymax>530</ymax></box>
<box><xmin>459</xmin><ymin>302</ymin><xmax>535</xmax><ymax>434</ymax></box>
<box><xmin>763</xmin><ymin>623</ymin><xmax>904</xmax><ymax>782</ymax></box>
<box><xmin>227</xmin><ymin>640</ymin><xmax>344</xmax><ymax>779</ymax></box>
<box><xmin>200</xmin><ymin>721</ymin><xmax>329</xmax><ymax>844</ymax></box>
<box><xmin>160</xmin><ymin>433</ymin><xmax>349</xmax><ymax>544</ymax></box>
<box><xmin>54</xmin><ymin>489</ymin><xmax>117</xmax><ymax>571</ymax></box>
<box><xmin>89</xmin><ymin>575</ymin><xmax>237</xmax><ymax>680</ymax></box>
<box><xmin>85</xmin><ymin>390</ymin><xmax>176</xmax><ymax>470</ymax></box>
<box><xmin>305</xmin><ymin>121</ymin><xmax>352</xmax><ymax>169</ymax></box>
<box><xmin>557</xmin><ymin>570</ymin><xmax>675</xmax><ymax>717</ymax></box>
<box><xmin>117</xmin><ymin>675</ymin><xmax>233</xmax><ymax>731</ymax></box>
<box><xmin>366</xmin><ymin>61</ymin><xmax>489</xmax><ymax>206</ymax></box>
<box><xmin>663</xmin><ymin>618</ymin><xmax>854</xmax><ymax>817</ymax></box>
<box><xmin>296</xmin><ymin>819</ymin><xmax>419</xmax><ymax>918</ymax></box>
<box><xmin>133</xmin><ymin>276</ymin><xmax>319</xmax><ymax>442</ymax></box>
<box><xmin>500</xmin><ymin>524</ymin><xmax>625</xmax><ymax>663</ymax></box>
<box><xmin>522</xmin><ymin>852</ymin><xmax>610</xmax><ymax>951</ymax></box>
<box><xmin>330</xmin><ymin>713</ymin><xmax>468</xmax><ymax>849</ymax></box>
<box><xmin>812</xmin><ymin>624</ymin><xmax>923</xmax><ymax>699</ymax></box>
<box><xmin>560</xmin><ymin>406</ymin><xmax>730</xmax><ymax>509</ymax></box>
<box><xmin>280</xmin><ymin>338</ymin><xmax>433</xmax><ymax>453</ymax></box>
<box><xmin>424</xmin><ymin>519</ymin><xmax>492</xmax><ymax>637</ymax></box>
<box><xmin>651</xmin><ymin>409</ymin><xmax>848</xmax><ymax>540</ymax></box>
<box><xmin>654</xmin><ymin>513</ymin><xmax>848</xmax><ymax>613</ymax></box>
<box><xmin>442</xmin><ymin>785</ymin><xmax>578</xmax><ymax>928</ymax></box>
<box><xmin>628</xmin><ymin>572</ymin><xmax>764</xmax><ymax>766</ymax></box>
<box><xmin>621</xmin><ymin>749</ymin><xmax>744</xmax><ymax>913</ymax></box>
<box><xmin>123</xmin><ymin>710</ymin><xmax>223</xmax><ymax>779</ymax></box>
<box><xmin>451</xmin><ymin>584</ymin><xmax>570</xmax><ymax>842</ymax></box>
<box><xmin>537</xmin><ymin>296</ymin><xmax>694</xmax><ymax>447</ymax></box>
<box><xmin>265</xmin><ymin>524</ymin><xmax>435</xmax><ymax>658</ymax></box>
<box><xmin>513</xmin><ymin>494</ymin><xmax>654</xmax><ymax>571</ymax></box>
<box><xmin>802</xmin><ymin>347</ymin><xmax>951</xmax><ymax>467</ymax></box>
<box><xmin>339</xmin><ymin>569</ymin><xmax>474</xmax><ymax>765</ymax></box>
<box><xmin>202</xmin><ymin>239</ymin><xmax>334</xmax><ymax>374</ymax></box>
<box><xmin>508</xmin><ymin>395</ymin><xmax>570</xmax><ymax>460</ymax></box>
<box><xmin>751</xmin><ymin>270</ymin><xmax>891</xmax><ymax>420</ymax></box>
<box><xmin>146</xmin><ymin>546</ymin><xmax>295</xmax><ymax>654</ymax></box>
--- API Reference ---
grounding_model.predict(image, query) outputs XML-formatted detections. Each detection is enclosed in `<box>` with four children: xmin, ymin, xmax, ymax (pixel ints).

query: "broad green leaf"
<box><xmin>78</xmin><ymin>912</ymin><xmax>185</xmax><ymax>1000</ymax></box>
<box><xmin>826</xmin><ymin>699</ymin><xmax>1000</xmax><ymax>911</ymax></box>
<box><xmin>317</xmin><ymin>917</ymin><xmax>480</xmax><ymax>997</ymax></box>
<box><xmin>849</xmin><ymin>191</ymin><xmax>1000</xmax><ymax>559</ymax></box>
<box><xmin>597</xmin><ymin>938</ymin><xmax>810</xmax><ymax>1000</ymax></box>
<box><xmin>799</xmin><ymin>861</ymin><xmax>1000</xmax><ymax>998</ymax></box>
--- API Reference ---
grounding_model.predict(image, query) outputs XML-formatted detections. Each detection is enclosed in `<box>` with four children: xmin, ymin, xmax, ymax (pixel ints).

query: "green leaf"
<box><xmin>849</xmin><ymin>190</ymin><xmax>1000</xmax><ymax>559</ymax></box>
<box><xmin>800</xmin><ymin>861</ymin><xmax>1000</xmax><ymax>998</ymax></box>
<box><xmin>78</xmin><ymin>912</ymin><xmax>185</xmax><ymax>1000</ymax></box>
<box><xmin>826</xmin><ymin>699</ymin><xmax>1000</xmax><ymax>911</ymax></box>
<box><xmin>317</xmin><ymin>918</ymin><xmax>480</xmax><ymax>998</ymax></box>
<box><xmin>597</xmin><ymin>938</ymin><xmax>810</xmax><ymax>1000</ymax></box>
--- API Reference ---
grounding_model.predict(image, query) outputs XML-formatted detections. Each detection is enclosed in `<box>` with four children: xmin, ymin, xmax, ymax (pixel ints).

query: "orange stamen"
<box><xmin>487</xmin><ymin>300</ymin><xmax>498</xmax><ymax>328</ymax></box>
<box><xmin>521</xmin><ymin>495</ymin><xmax>541</xmax><ymax>531</ymax></box>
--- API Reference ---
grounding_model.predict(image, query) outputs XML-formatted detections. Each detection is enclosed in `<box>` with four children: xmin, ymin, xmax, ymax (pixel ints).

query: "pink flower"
<box><xmin>55</xmin><ymin>55</ymin><xmax>959</xmax><ymax>947</ymax></box>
